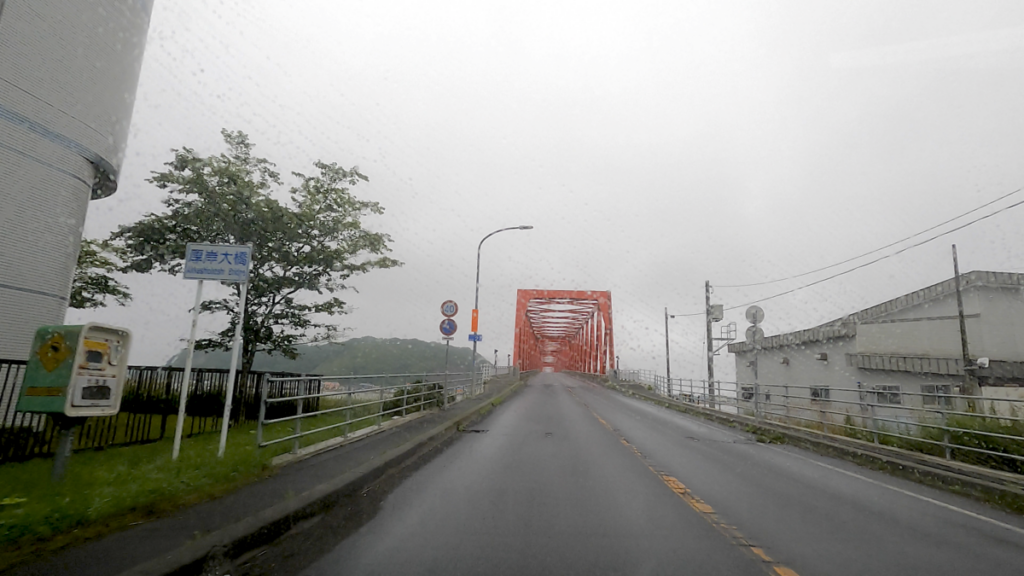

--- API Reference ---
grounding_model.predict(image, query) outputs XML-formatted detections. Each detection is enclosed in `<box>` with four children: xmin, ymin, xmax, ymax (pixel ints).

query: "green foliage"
<box><xmin>834</xmin><ymin>414</ymin><xmax>1024</xmax><ymax>475</ymax></box>
<box><xmin>0</xmin><ymin>425</ymin><xmax>272</xmax><ymax>557</ymax></box>
<box><xmin>69</xmin><ymin>239</ymin><xmax>132</xmax><ymax>309</ymax></box>
<box><xmin>921</xmin><ymin>416</ymin><xmax>1024</xmax><ymax>475</ymax></box>
<box><xmin>383</xmin><ymin>381</ymin><xmax>443</xmax><ymax>414</ymax></box>
<box><xmin>110</xmin><ymin>130</ymin><xmax>401</xmax><ymax>374</ymax></box>
<box><xmin>0</xmin><ymin>408</ymin><xmax>386</xmax><ymax>561</ymax></box>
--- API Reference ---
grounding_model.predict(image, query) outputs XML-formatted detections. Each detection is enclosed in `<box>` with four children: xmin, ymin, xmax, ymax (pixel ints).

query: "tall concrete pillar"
<box><xmin>0</xmin><ymin>0</ymin><xmax>154</xmax><ymax>360</ymax></box>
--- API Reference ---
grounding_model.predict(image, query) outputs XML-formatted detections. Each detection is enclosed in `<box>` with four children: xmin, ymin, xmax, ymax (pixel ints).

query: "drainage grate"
<box><xmin>463</xmin><ymin>429</ymin><xmax>488</xmax><ymax>433</ymax></box>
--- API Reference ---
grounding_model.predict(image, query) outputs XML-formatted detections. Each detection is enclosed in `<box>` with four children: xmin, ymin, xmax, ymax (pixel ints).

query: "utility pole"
<box><xmin>952</xmin><ymin>245</ymin><xmax>979</xmax><ymax>400</ymax></box>
<box><xmin>705</xmin><ymin>281</ymin><xmax>715</xmax><ymax>405</ymax></box>
<box><xmin>664</xmin><ymin>307</ymin><xmax>672</xmax><ymax>392</ymax></box>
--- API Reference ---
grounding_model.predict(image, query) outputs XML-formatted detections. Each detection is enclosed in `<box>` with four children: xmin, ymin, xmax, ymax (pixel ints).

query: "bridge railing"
<box><xmin>616</xmin><ymin>370</ymin><xmax>1024</xmax><ymax>475</ymax></box>
<box><xmin>256</xmin><ymin>371</ymin><xmax>484</xmax><ymax>451</ymax></box>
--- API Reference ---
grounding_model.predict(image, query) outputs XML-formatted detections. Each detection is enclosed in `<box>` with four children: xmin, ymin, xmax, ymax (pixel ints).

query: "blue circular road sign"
<box><xmin>440</xmin><ymin>318</ymin><xmax>458</xmax><ymax>336</ymax></box>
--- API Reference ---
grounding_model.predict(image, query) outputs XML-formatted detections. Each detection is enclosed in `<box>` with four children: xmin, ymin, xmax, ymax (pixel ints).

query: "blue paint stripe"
<box><xmin>0</xmin><ymin>101</ymin><xmax>102</xmax><ymax>164</ymax></box>
<box><xmin>0</xmin><ymin>283</ymin><xmax>68</xmax><ymax>302</ymax></box>
<box><xmin>0</xmin><ymin>140</ymin><xmax>90</xmax><ymax>187</ymax></box>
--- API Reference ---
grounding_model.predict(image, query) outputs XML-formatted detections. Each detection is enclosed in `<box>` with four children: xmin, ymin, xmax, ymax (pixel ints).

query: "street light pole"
<box><xmin>664</xmin><ymin>307</ymin><xmax>671</xmax><ymax>395</ymax></box>
<box><xmin>471</xmin><ymin>225</ymin><xmax>533</xmax><ymax>394</ymax></box>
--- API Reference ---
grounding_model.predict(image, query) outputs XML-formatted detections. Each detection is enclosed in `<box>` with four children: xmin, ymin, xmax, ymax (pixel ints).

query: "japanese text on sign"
<box><xmin>183</xmin><ymin>243</ymin><xmax>252</xmax><ymax>282</ymax></box>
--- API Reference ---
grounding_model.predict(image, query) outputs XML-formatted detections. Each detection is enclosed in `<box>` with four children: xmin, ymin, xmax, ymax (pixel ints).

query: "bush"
<box><xmin>920</xmin><ymin>415</ymin><xmax>1024</xmax><ymax>475</ymax></box>
<box><xmin>832</xmin><ymin>413</ymin><xmax>1024</xmax><ymax>475</ymax></box>
<box><xmin>383</xmin><ymin>381</ymin><xmax>442</xmax><ymax>414</ymax></box>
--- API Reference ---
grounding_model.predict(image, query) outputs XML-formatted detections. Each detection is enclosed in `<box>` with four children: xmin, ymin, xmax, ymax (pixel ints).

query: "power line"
<box><xmin>722</xmin><ymin>197</ymin><xmax>1024</xmax><ymax>311</ymax></box>
<box><xmin>669</xmin><ymin>196</ymin><xmax>1024</xmax><ymax>317</ymax></box>
<box><xmin>717</xmin><ymin>187</ymin><xmax>1022</xmax><ymax>288</ymax></box>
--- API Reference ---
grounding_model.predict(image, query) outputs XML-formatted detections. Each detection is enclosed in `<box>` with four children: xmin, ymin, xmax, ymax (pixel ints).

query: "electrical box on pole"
<box><xmin>16</xmin><ymin>323</ymin><xmax>132</xmax><ymax>481</ymax></box>
<box><xmin>17</xmin><ymin>323</ymin><xmax>132</xmax><ymax>417</ymax></box>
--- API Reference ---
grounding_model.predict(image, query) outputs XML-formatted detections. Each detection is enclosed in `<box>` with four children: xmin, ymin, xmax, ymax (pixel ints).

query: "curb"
<box><xmin>613</xmin><ymin>383</ymin><xmax>1024</xmax><ymax>514</ymax></box>
<box><xmin>270</xmin><ymin>410</ymin><xmax>430</xmax><ymax>468</ymax></box>
<box><xmin>116</xmin><ymin>378</ymin><xmax>528</xmax><ymax>576</ymax></box>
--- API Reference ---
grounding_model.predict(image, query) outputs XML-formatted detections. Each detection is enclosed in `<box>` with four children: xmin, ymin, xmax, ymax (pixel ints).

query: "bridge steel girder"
<box><xmin>513</xmin><ymin>289</ymin><xmax>614</xmax><ymax>374</ymax></box>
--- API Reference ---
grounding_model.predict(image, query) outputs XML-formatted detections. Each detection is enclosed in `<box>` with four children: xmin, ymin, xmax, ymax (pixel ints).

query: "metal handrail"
<box><xmin>616</xmin><ymin>371</ymin><xmax>1024</xmax><ymax>470</ymax></box>
<box><xmin>257</xmin><ymin>372</ymin><xmax>484</xmax><ymax>450</ymax></box>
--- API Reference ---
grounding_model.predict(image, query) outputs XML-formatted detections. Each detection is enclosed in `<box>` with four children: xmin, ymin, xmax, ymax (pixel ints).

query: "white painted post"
<box><xmin>218</xmin><ymin>281</ymin><xmax>247</xmax><ymax>458</ymax></box>
<box><xmin>173</xmin><ymin>280</ymin><xmax>203</xmax><ymax>460</ymax></box>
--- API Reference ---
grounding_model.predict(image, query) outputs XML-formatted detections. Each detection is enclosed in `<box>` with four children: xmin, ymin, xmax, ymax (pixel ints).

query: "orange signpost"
<box><xmin>471</xmin><ymin>309</ymin><xmax>479</xmax><ymax>332</ymax></box>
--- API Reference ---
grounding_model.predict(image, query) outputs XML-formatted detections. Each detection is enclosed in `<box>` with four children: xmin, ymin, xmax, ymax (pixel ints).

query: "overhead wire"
<box><xmin>717</xmin><ymin>187</ymin><xmax>1022</xmax><ymax>288</ymax></box>
<box><xmin>668</xmin><ymin>195</ymin><xmax>1024</xmax><ymax>317</ymax></box>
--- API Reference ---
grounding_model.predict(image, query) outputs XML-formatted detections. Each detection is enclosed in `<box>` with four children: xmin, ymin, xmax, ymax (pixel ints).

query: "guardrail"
<box><xmin>256</xmin><ymin>371</ymin><xmax>486</xmax><ymax>451</ymax></box>
<box><xmin>616</xmin><ymin>370</ymin><xmax>1024</xmax><ymax>474</ymax></box>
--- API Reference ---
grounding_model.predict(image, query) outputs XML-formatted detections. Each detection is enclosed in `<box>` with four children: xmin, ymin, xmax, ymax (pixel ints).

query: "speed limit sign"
<box><xmin>441</xmin><ymin>300</ymin><xmax>458</xmax><ymax>318</ymax></box>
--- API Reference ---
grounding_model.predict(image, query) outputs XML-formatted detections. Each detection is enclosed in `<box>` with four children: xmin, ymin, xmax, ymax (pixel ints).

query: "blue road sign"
<box><xmin>440</xmin><ymin>318</ymin><xmax>458</xmax><ymax>336</ymax></box>
<box><xmin>184</xmin><ymin>242</ymin><xmax>252</xmax><ymax>282</ymax></box>
<box><xmin>468</xmin><ymin>333</ymin><xmax>483</xmax><ymax>342</ymax></box>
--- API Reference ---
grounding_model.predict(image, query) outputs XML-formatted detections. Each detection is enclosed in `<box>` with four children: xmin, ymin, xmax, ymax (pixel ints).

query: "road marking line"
<box><xmin>766</xmin><ymin>445</ymin><xmax>1024</xmax><ymax>537</ymax></box>
<box><xmin>594</xmin><ymin>378</ymin><xmax>1024</xmax><ymax>539</ymax></box>
<box><xmin>567</xmin><ymin>387</ymin><xmax>800</xmax><ymax>576</ymax></box>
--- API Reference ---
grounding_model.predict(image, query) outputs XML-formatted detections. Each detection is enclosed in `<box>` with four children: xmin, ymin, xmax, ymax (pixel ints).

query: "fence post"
<box><xmin>940</xmin><ymin>409</ymin><xmax>952</xmax><ymax>460</ymax></box>
<box><xmin>293</xmin><ymin>379</ymin><xmax>305</xmax><ymax>454</ymax></box>
<box><xmin>868</xmin><ymin>388</ymin><xmax>880</xmax><ymax>444</ymax></box>
<box><xmin>784</xmin><ymin>384</ymin><xmax>790</xmax><ymax>421</ymax></box>
<box><xmin>378</xmin><ymin>381</ymin><xmax>385</xmax><ymax>428</ymax></box>
<box><xmin>343</xmin><ymin>389</ymin><xmax>351</xmax><ymax>439</ymax></box>
<box><xmin>256</xmin><ymin>379</ymin><xmax>268</xmax><ymax>447</ymax></box>
<box><xmin>754</xmin><ymin>382</ymin><xmax>761</xmax><ymax>421</ymax></box>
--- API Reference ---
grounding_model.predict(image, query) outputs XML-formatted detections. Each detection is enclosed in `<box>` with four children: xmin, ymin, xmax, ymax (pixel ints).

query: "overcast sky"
<box><xmin>68</xmin><ymin>0</ymin><xmax>1024</xmax><ymax>380</ymax></box>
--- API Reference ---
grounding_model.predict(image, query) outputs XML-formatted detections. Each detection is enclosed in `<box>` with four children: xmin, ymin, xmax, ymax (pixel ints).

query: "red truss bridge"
<box><xmin>513</xmin><ymin>289</ymin><xmax>614</xmax><ymax>374</ymax></box>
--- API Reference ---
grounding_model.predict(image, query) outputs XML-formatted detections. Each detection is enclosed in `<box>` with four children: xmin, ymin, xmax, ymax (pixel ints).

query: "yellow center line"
<box><xmin>568</xmin><ymin>386</ymin><xmax>800</xmax><ymax>576</ymax></box>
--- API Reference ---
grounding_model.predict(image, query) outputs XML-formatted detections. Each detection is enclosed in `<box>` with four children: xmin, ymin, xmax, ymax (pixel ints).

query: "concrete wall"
<box><xmin>856</xmin><ymin>289</ymin><xmax>980</xmax><ymax>358</ymax></box>
<box><xmin>974</xmin><ymin>285</ymin><xmax>1024</xmax><ymax>361</ymax></box>
<box><xmin>734</xmin><ymin>337</ymin><xmax>962</xmax><ymax>426</ymax></box>
<box><xmin>855</xmin><ymin>283</ymin><xmax>1024</xmax><ymax>362</ymax></box>
<box><xmin>980</xmin><ymin>386</ymin><xmax>1024</xmax><ymax>418</ymax></box>
<box><xmin>0</xmin><ymin>0</ymin><xmax>153</xmax><ymax>360</ymax></box>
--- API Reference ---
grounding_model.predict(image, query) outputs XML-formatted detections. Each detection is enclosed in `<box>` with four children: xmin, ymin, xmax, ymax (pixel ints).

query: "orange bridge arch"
<box><xmin>513</xmin><ymin>290</ymin><xmax>614</xmax><ymax>374</ymax></box>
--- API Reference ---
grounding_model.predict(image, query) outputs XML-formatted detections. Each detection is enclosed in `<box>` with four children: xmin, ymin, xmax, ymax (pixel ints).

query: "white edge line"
<box><xmin>767</xmin><ymin>445</ymin><xmax>1024</xmax><ymax>537</ymax></box>
<box><xmin>601</xmin><ymin>382</ymin><xmax>1024</xmax><ymax>537</ymax></box>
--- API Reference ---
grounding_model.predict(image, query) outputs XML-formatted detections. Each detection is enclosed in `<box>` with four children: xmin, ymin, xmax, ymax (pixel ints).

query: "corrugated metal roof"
<box><xmin>729</xmin><ymin>270</ymin><xmax>1024</xmax><ymax>353</ymax></box>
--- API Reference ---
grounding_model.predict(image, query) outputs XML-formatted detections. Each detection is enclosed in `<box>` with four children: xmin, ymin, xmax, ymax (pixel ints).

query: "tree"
<box><xmin>70</xmin><ymin>238</ymin><xmax>132</xmax><ymax>309</ymax></box>
<box><xmin>110</xmin><ymin>129</ymin><xmax>401</xmax><ymax>375</ymax></box>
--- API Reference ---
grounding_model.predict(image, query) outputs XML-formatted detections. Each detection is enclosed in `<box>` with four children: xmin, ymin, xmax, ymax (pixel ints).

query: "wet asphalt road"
<box><xmin>301</xmin><ymin>373</ymin><xmax>1024</xmax><ymax>575</ymax></box>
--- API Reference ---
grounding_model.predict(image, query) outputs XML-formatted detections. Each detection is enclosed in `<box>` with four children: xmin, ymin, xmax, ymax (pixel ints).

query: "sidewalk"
<box><xmin>4</xmin><ymin>376</ymin><xmax>526</xmax><ymax>576</ymax></box>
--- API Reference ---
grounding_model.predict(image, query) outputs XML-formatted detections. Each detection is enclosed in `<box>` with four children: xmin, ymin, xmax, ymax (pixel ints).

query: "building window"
<box><xmin>876</xmin><ymin>385</ymin><xmax>902</xmax><ymax>405</ymax></box>
<box><xmin>922</xmin><ymin>384</ymin><xmax>953</xmax><ymax>407</ymax></box>
<box><xmin>810</xmin><ymin>386</ymin><xmax>830</xmax><ymax>401</ymax></box>
<box><xmin>740</xmin><ymin>386</ymin><xmax>754</xmax><ymax>401</ymax></box>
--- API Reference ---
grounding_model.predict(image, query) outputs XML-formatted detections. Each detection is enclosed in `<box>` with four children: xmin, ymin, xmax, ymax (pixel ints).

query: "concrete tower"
<box><xmin>0</xmin><ymin>0</ymin><xmax>154</xmax><ymax>359</ymax></box>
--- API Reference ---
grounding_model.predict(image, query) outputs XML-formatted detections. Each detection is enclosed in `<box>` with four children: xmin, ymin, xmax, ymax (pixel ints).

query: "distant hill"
<box><xmin>165</xmin><ymin>336</ymin><xmax>493</xmax><ymax>376</ymax></box>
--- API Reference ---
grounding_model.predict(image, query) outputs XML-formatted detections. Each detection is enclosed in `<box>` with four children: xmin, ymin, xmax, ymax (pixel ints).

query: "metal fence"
<box><xmin>257</xmin><ymin>370</ymin><xmax>493</xmax><ymax>451</ymax></box>
<box><xmin>616</xmin><ymin>369</ymin><xmax>1024</xmax><ymax>475</ymax></box>
<box><xmin>0</xmin><ymin>358</ymin><xmax>315</xmax><ymax>462</ymax></box>
<box><xmin>491</xmin><ymin>365</ymin><xmax>514</xmax><ymax>378</ymax></box>
<box><xmin>616</xmin><ymin>369</ymin><xmax>740</xmax><ymax>409</ymax></box>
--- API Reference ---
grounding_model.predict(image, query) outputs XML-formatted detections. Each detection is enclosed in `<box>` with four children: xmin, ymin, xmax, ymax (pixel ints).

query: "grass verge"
<box><xmin>0</xmin><ymin>398</ymin><xmax>399</xmax><ymax>568</ymax></box>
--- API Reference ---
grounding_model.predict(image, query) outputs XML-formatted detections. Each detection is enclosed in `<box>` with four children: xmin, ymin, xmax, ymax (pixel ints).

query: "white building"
<box><xmin>0</xmin><ymin>0</ymin><xmax>153</xmax><ymax>359</ymax></box>
<box><xmin>729</xmin><ymin>271</ymin><xmax>1024</xmax><ymax>426</ymax></box>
